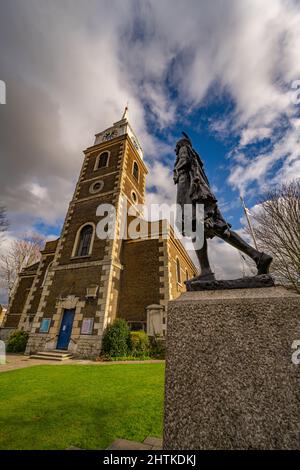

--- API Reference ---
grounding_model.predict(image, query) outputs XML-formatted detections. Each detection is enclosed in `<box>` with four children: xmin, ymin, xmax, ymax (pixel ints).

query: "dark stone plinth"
<box><xmin>186</xmin><ymin>274</ymin><xmax>274</xmax><ymax>291</ymax></box>
<box><xmin>164</xmin><ymin>287</ymin><xmax>300</xmax><ymax>450</ymax></box>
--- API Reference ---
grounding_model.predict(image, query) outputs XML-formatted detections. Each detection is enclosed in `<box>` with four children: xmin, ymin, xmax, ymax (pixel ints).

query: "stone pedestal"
<box><xmin>164</xmin><ymin>287</ymin><xmax>300</xmax><ymax>450</ymax></box>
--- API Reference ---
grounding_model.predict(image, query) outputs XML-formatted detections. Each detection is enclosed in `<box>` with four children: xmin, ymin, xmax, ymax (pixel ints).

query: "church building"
<box><xmin>3</xmin><ymin>109</ymin><xmax>197</xmax><ymax>357</ymax></box>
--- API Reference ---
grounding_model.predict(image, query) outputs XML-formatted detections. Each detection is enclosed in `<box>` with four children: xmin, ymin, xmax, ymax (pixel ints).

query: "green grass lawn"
<box><xmin>0</xmin><ymin>363</ymin><xmax>165</xmax><ymax>450</ymax></box>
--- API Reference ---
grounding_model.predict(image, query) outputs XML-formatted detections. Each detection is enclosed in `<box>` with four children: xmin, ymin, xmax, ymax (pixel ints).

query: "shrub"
<box><xmin>130</xmin><ymin>330</ymin><xmax>150</xmax><ymax>357</ymax></box>
<box><xmin>6</xmin><ymin>330</ymin><xmax>29</xmax><ymax>353</ymax></box>
<box><xmin>102</xmin><ymin>355</ymin><xmax>150</xmax><ymax>362</ymax></box>
<box><xmin>101</xmin><ymin>319</ymin><xmax>131</xmax><ymax>358</ymax></box>
<box><xmin>149</xmin><ymin>336</ymin><xmax>166</xmax><ymax>359</ymax></box>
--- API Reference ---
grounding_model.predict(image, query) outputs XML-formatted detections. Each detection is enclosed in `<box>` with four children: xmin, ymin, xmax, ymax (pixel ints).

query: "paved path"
<box><xmin>67</xmin><ymin>437</ymin><xmax>163</xmax><ymax>451</ymax></box>
<box><xmin>107</xmin><ymin>437</ymin><xmax>163</xmax><ymax>450</ymax></box>
<box><xmin>0</xmin><ymin>354</ymin><xmax>164</xmax><ymax>373</ymax></box>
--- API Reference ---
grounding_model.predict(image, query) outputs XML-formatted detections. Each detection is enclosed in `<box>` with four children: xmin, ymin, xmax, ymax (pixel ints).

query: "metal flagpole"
<box><xmin>240</xmin><ymin>196</ymin><xmax>258</xmax><ymax>251</ymax></box>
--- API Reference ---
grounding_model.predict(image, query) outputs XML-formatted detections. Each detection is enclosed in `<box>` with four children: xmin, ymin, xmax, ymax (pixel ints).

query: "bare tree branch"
<box><xmin>0</xmin><ymin>233</ymin><xmax>45</xmax><ymax>298</ymax></box>
<box><xmin>244</xmin><ymin>180</ymin><xmax>300</xmax><ymax>293</ymax></box>
<box><xmin>0</xmin><ymin>205</ymin><xmax>9</xmax><ymax>246</ymax></box>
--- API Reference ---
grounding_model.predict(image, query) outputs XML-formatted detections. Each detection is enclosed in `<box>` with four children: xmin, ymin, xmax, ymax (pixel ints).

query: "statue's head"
<box><xmin>175</xmin><ymin>132</ymin><xmax>192</xmax><ymax>155</ymax></box>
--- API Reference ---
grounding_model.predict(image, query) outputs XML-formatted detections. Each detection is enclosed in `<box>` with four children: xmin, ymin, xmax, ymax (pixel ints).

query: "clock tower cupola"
<box><xmin>94</xmin><ymin>105</ymin><xmax>144</xmax><ymax>161</ymax></box>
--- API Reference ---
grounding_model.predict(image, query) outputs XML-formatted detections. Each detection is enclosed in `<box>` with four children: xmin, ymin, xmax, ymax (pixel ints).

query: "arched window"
<box><xmin>133</xmin><ymin>161</ymin><xmax>139</xmax><ymax>181</ymax></box>
<box><xmin>176</xmin><ymin>258</ymin><xmax>181</xmax><ymax>284</ymax></box>
<box><xmin>95</xmin><ymin>151</ymin><xmax>109</xmax><ymax>170</ymax></box>
<box><xmin>76</xmin><ymin>224</ymin><xmax>93</xmax><ymax>257</ymax></box>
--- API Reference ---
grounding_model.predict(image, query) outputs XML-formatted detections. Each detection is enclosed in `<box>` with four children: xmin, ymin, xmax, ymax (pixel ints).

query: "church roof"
<box><xmin>42</xmin><ymin>238</ymin><xmax>59</xmax><ymax>254</ymax></box>
<box><xmin>21</xmin><ymin>262</ymin><xmax>40</xmax><ymax>275</ymax></box>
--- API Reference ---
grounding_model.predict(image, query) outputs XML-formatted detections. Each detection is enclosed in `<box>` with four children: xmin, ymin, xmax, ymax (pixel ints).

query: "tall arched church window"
<box><xmin>76</xmin><ymin>225</ymin><xmax>93</xmax><ymax>257</ymax></box>
<box><xmin>95</xmin><ymin>151</ymin><xmax>109</xmax><ymax>170</ymax></box>
<box><xmin>133</xmin><ymin>161</ymin><xmax>139</xmax><ymax>181</ymax></box>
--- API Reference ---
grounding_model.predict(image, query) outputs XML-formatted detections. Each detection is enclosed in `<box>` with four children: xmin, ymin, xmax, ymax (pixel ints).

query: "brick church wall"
<box><xmin>118</xmin><ymin>239</ymin><xmax>161</xmax><ymax>322</ymax></box>
<box><xmin>58</xmin><ymin>197</ymin><xmax>110</xmax><ymax>265</ymax></box>
<box><xmin>77</xmin><ymin>172</ymin><xmax>117</xmax><ymax>200</ymax></box>
<box><xmin>41</xmin><ymin>264</ymin><xmax>103</xmax><ymax>320</ymax></box>
<box><xmin>84</xmin><ymin>141</ymin><xmax>121</xmax><ymax>178</ymax></box>
<box><xmin>27</xmin><ymin>255</ymin><xmax>54</xmax><ymax>316</ymax></box>
<box><xmin>168</xmin><ymin>238</ymin><xmax>197</xmax><ymax>300</ymax></box>
<box><xmin>5</xmin><ymin>275</ymin><xmax>35</xmax><ymax>327</ymax></box>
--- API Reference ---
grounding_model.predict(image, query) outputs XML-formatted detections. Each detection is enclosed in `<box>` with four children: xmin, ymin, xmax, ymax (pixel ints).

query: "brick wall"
<box><xmin>118</xmin><ymin>239</ymin><xmax>160</xmax><ymax>322</ymax></box>
<box><xmin>58</xmin><ymin>197</ymin><xmax>111</xmax><ymax>265</ymax></box>
<box><xmin>28</xmin><ymin>255</ymin><xmax>55</xmax><ymax>315</ymax></box>
<box><xmin>84</xmin><ymin>141</ymin><xmax>122</xmax><ymax>179</ymax></box>
<box><xmin>4</xmin><ymin>275</ymin><xmax>35</xmax><ymax>327</ymax></box>
<box><xmin>42</xmin><ymin>264</ymin><xmax>103</xmax><ymax>320</ymax></box>
<box><xmin>168</xmin><ymin>237</ymin><xmax>198</xmax><ymax>300</ymax></box>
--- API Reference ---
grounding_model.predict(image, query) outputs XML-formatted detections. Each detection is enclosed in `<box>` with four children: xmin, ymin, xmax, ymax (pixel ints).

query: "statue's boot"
<box><xmin>256</xmin><ymin>252</ymin><xmax>273</xmax><ymax>275</ymax></box>
<box><xmin>192</xmin><ymin>237</ymin><xmax>216</xmax><ymax>281</ymax></box>
<box><xmin>218</xmin><ymin>230</ymin><xmax>273</xmax><ymax>275</ymax></box>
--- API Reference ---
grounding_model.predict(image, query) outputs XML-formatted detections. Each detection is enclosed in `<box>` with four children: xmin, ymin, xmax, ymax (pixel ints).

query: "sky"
<box><xmin>1</xmin><ymin>0</ymin><xmax>300</xmax><ymax>302</ymax></box>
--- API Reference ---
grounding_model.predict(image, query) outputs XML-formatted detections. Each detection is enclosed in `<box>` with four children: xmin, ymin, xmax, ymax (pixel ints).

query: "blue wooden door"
<box><xmin>57</xmin><ymin>309</ymin><xmax>75</xmax><ymax>350</ymax></box>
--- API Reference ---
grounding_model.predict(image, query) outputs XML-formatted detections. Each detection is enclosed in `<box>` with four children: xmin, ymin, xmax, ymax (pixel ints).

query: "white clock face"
<box><xmin>102</xmin><ymin>129</ymin><xmax>117</xmax><ymax>141</ymax></box>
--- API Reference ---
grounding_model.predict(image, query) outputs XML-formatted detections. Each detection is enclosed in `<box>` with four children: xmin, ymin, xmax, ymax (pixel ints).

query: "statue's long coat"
<box><xmin>174</xmin><ymin>142</ymin><xmax>230</xmax><ymax>239</ymax></box>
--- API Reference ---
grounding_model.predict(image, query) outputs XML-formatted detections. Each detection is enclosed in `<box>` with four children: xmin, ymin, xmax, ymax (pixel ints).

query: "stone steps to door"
<box><xmin>29</xmin><ymin>350</ymin><xmax>73</xmax><ymax>361</ymax></box>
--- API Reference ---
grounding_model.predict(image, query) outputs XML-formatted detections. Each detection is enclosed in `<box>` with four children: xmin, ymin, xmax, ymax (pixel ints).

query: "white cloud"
<box><xmin>140</xmin><ymin>0</ymin><xmax>300</xmax><ymax>195</ymax></box>
<box><xmin>178</xmin><ymin>234</ymin><xmax>255</xmax><ymax>281</ymax></box>
<box><xmin>209</xmin><ymin>237</ymin><xmax>245</xmax><ymax>279</ymax></box>
<box><xmin>239</xmin><ymin>127</ymin><xmax>272</xmax><ymax>147</ymax></box>
<box><xmin>229</xmin><ymin>119</ymin><xmax>300</xmax><ymax>195</ymax></box>
<box><xmin>142</xmin><ymin>83</ymin><xmax>176</xmax><ymax>129</ymax></box>
<box><xmin>27</xmin><ymin>183</ymin><xmax>48</xmax><ymax>200</ymax></box>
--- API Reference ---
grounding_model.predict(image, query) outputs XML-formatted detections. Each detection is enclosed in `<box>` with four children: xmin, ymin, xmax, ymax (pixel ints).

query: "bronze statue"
<box><xmin>174</xmin><ymin>132</ymin><xmax>273</xmax><ymax>283</ymax></box>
